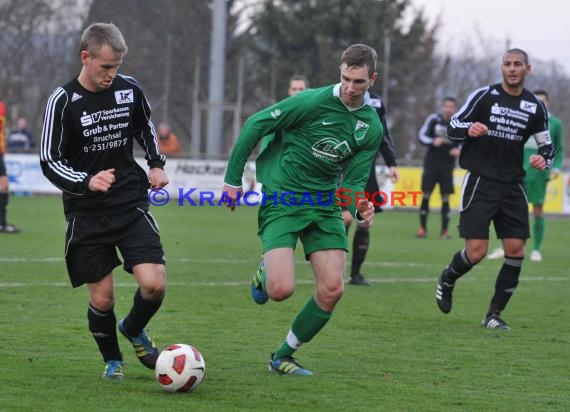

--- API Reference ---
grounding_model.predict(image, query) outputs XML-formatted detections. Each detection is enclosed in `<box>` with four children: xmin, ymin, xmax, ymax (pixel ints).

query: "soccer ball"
<box><xmin>155</xmin><ymin>344</ymin><xmax>206</xmax><ymax>393</ymax></box>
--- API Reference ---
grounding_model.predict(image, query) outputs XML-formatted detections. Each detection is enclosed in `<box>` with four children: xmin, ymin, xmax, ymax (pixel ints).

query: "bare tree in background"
<box><xmin>0</xmin><ymin>0</ymin><xmax>88</xmax><ymax>141</ymax></box>
<box><xmin>1</xmin><ymin>0</ymin><xmax>568</xmax><ymax>162</ymax></box>
<box><xmin>85</xmin><ymin>0</ymin><xmax>243</xmax><ymax>154</ymax></box>
<box><xmin>431</xmin><ymin>35</ymin><xmax>570</xmax><ymax>165</ymax></box>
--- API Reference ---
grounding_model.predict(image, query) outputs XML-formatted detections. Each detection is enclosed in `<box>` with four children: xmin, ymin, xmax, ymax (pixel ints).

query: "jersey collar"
<box><xmin>333</xmin><ymin>83</ymin><xmax>371</xmax><ymax>111</ymax></box>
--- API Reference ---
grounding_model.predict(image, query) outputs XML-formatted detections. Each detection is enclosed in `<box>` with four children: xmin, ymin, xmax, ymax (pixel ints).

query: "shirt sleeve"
<box><xmin>552</xmin><ymin>117</ymin><xmax>564</xmax><ymax>170</ymax></box>
<box><xmin>532</xmin><ymin>100</ymin><xmax>555</xmax><ymax>168</ymax></box>
<box><xmin>418</xmin><ymin>114</ymin><xmax>437</xmax><ymax>145</ymax></box>
<box><xmin>40</xmin><ymin>88</ymin><xmax>90</xmax><ymax>195</ymax></box>
<box><xmin>448</xmin><ymin>86</ymin><xmax>489</xmax><ymax>141</ymax></box>
<box><xmin>376</xmin><ymin>103</ymin><xmax>397</xmax><ymax>167</ymax></box>
<box><xmin>129</xmin><ymin>81</ymin><xmax>166</xmax><ymax>169</ymax></box>
<box><xmin>224</xmin><ymin>95</ymin><xmax>311</xmax><ymax>187</ymax></box>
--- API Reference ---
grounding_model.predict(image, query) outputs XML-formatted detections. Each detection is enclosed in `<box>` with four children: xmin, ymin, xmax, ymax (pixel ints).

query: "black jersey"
<box><xmin>370</xmin><ymin>94</ymin><xmax>397</xmax><ymax>167</ymax></box>
<box><xmin>418</xmin><ymin>113</ymin><xmax>458</xmax><ymax>171</ymax></box>
<box><xmin>448</xmin><ymin>83</ymin><xmax>554</xmax><ymax>182</ymax></box>
<box><xmin>40</xmin><ymin>74</ymin><xmax>165</xmax><ymax>218</ymax></box>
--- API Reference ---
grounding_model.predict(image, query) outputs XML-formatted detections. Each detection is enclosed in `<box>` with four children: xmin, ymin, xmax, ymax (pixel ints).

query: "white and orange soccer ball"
<box><xmin>155</xmin><ymin>344</ymin><xmax>206</xmax><ymax>393</ymax></box>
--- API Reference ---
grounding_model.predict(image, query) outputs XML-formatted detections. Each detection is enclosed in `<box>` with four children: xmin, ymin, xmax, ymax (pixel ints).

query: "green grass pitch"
<box><xmin>1</xmin><ymin>195</ymin><xmax>569</xmax><ymax>411</ymax></box>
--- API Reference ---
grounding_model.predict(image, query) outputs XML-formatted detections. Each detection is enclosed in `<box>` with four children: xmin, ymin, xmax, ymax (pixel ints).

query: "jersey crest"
<box><xmin>520</xmin><ymin>100</ymin><xmax>537</xmax><ymax>114</ymax></box>
<box><xmin>354</xmin><ymin>120</ymin><xmax>370</xmax><ymax>140</ymax></box>
<box><xmin>115</xmin><ymin>89</ymin><xmax>133</xmax><ymax>104</ymax></box>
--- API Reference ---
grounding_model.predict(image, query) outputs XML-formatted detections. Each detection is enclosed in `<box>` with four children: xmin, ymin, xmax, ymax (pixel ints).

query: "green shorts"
<box><xmin>524</xmin><ymin>176</ymin><xmax>549</xmax><ymax>205</ymax></box>
<box><xmin>257</xmin><ymin>202</ymin><xmax>347</xmax><ymax>259</ymax></box>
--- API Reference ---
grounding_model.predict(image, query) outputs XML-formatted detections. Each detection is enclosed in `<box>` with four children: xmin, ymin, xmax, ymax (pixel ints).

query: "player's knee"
<box><xmin>90</xmin><ymin>294</ymin><xmax>115</xmax><ymax>311</ymax></box>
<box><xmin>504</xmin><ymin>247</ymin><xmax>525</xmax><ymax>258</ymax></box>
<box><xmin>317</xmin><ymin>279</ymin><xmax>344</xmax><ymax>306</ymax></box>
<box><xmin>468</xmin><ymin>249</ymin><xmax>486</xmax><ymax>264</ymax></box>
<box><xmin>268</xmin><ymin>283</ymin><xmax>294</xmax><ymax>301</ymax></box>
<box><xmin>140</xmin><ymin>267</ymin><xmax>167</xmax><ymax>299</ymax></box>
<box><xmin>141</xmin><ymin>281</ymin><xmax>166</xmax><ymax>300</ymax></box>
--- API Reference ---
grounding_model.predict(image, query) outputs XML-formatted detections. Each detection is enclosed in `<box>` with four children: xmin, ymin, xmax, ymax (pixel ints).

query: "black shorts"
<box><xmin>64</xmin><ymin>207</ymin><xmax>165</xmax><ymax>287</ymax></box>
<box><xmin>0</xmin><ymin>153</ymin><xmax>6</xmax><ymax>176</ymax></box>
<box><xmin>459</xmin><ymin>173</ymin><xmax>529</xmax><ymax>240</ymax></box>
<box><xmin>421</xmin><ymin>167</ymin><xmax>454</xmax><ymax>195</ymax></box>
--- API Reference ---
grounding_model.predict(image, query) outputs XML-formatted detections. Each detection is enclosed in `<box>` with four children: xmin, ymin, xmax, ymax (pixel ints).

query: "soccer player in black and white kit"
<box><xmin>416</xmin><ymin>97</ymin><xmax>460</xmax><ymax>239</ymax></box>
<box><xmin>435</xmin><ymin>49</ymin><xmax>555</xmax><ymax>329</ymax></box>
<box><xmin>40</xmin><ymin>23</ymin><xmax>169</xmax><ymax>380</ymax></box>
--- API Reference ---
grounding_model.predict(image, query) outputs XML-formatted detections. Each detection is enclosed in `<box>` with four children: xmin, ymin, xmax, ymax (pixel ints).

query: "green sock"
<box><xmin>533</xmin><ymin>216</ymin><xmax>544</xmax><ymax>251</ymax></box>
<box><xmin>273</xmin><ymin>296</ymin><xmax>332</xmax><ymax>360</ymax></box>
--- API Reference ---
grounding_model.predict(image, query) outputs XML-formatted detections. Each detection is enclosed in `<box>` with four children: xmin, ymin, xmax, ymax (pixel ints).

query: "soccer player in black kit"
<box><xmin>40</xmin><ymin>23</ymin><xmax>169</xmax><ymax>380</ymax></box>
<box><xmin>435</xmin><ymin>49</ymin><xmax>554</xmax><ymax>329</ymax></box>
<box><xmin>343</xmin><ymin>93</ymin><xmax>399</xmax><ymax>286</ymax></box>
<box><xmin>416</xmin><ymin>97</ymin><xmax>460</xmax><ymax>239</ymax></box>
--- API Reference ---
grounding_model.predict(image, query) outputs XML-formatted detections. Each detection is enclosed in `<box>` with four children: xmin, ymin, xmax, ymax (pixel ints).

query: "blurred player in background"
<box><xmin>0</xmin><ymin>101</ymin><xmax>21</xmax><ymax>234</ymax></box>
<box><xmin>416</xmin><ymin>97</ymin><xmax>460</xmax><ymax>239</ymax></box>
<box><xmin>343</xmin><ymin>92</ymin><xmax>399</xmax><ymax>286</ymax></box>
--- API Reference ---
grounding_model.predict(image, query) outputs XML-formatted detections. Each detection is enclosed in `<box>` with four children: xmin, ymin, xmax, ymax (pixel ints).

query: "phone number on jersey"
<box><xmin>487</xmin><ymin>129</ymin><xmax>522</xmax><ymax>142</ymax></box>
<box><xmin>84</xmin><ymin>138</ymin><xmax>128</xmax><ymax>152</ymax></box>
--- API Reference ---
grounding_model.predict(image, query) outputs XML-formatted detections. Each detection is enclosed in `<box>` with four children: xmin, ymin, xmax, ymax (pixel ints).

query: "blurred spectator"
<box><xmin>157</xmin><ymin>122</ymin><xmax>181</xmax><ymax>155</ymax></box>
<box><xmin>7</xmin><ymin>117</ymin><xmax>34</xmax><ymax>153</ymax></box>
<box><xmin>287</xmin><ymin>75</ymin><xmax>310</xmax><ymax>96</ymax></box>
<box><xmin>0</xmin><ymin>102</ymin><xmax>21</xmax><ymax>233</ymax></box>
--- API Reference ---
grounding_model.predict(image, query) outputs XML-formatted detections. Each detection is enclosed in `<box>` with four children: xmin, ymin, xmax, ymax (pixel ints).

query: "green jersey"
<box><xmin>224</xmin><ymin>84</ymin><xmax>383</xmax><ymax>217</ymax></box>
<box><xmin>524</xmin><ymin>114</ymin><xmax>564</xmax><ymax>181</ymax></box>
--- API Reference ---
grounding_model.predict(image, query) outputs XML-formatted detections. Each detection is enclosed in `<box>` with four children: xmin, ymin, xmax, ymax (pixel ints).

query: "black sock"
<box><xmin>444</xmin><ymin>249</ymin><xmax>474</xmax><ymax>283</ymax></box>
<box><xmin>488</xmin><ymin>256</ymin><xmax>522</xmax><ymax>316</ymax></box>
<box><xmin>350</xmin><ymin>227</ymin><xmax>370</xmax><ymax>278</ymax></box>
<box><xmin>0</xmin><ymin>192</ymin><xmax>8</xmax><ymax>226</ymax></box>
<box><xmin>419</xmin><ymin>198</ymin><xmax>429</xmax><ymax>229</ymax></box>
<box><xmin>122</xmin><ymin>288</ymin><xmax>163</xmax><ymax>337</ymax></box>
<box><xmin>88</xmin><ymin>303</ymin><xmax>122</xmax><ymax>362</ymax></box>
<box><xmin>441</xmin><ymin>200</ymin><xmax>450</xmax><ymax>232</ymax></box>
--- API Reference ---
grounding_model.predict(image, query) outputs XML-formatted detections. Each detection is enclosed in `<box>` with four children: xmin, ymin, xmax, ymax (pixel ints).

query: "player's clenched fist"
<box><xmin>356</xmin><ymin>199</ymin><xmax>374</xmax><ymax>226</ymax></box>
<box><xmin>88</xmin><ymin>168</ymin><xmax>116</xmax><ymax>192</ymax></box>
<box><xmin>467</xmin><ymin>122</ymin><xmax>489</xmax><ymax>138</ymax></box>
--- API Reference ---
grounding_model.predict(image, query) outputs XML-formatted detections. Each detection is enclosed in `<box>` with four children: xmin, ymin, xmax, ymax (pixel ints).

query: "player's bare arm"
<box><xmin>467</xmin><ymin>122</ymin><xmax>489</xmax><ymax>137</ymax></box>
<box><xmin>88</xmin><ymin>168</ymin><xmax>116</xmax><ymax>192</ymax></box>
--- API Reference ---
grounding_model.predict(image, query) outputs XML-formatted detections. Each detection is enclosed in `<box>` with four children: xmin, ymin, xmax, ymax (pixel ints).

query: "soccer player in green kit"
<box><xmin>222</xmin><ymin>44</ymin><xmax>382</xmax><ymax>375</ymax></box>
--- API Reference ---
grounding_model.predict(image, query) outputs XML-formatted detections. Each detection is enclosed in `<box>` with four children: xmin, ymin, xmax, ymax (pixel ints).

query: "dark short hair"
<box><xmin>503</xmin><ymin>48</ymin><xmax>528</xmax><ymax>65</ymax></box>
<box><xmin>340</xmin><ymin>44</ymin><xmax>377</xmax><ymax>77</ymax></box>
<box><xmin>443</xmin><ymin>96</ymin><xmax>457</xmax><ymax>105</ymax></box>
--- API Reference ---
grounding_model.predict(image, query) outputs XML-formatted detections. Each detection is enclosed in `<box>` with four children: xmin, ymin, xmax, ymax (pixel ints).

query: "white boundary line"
<box><xmin>0</xmin><ymin>276</ymin><xmax>567</xmax><ymax>288</ymax></box>
<box><xmin>1</xmin><ymin>256</ymin><xmax>567</xmax><ymax>287</ymax></box>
